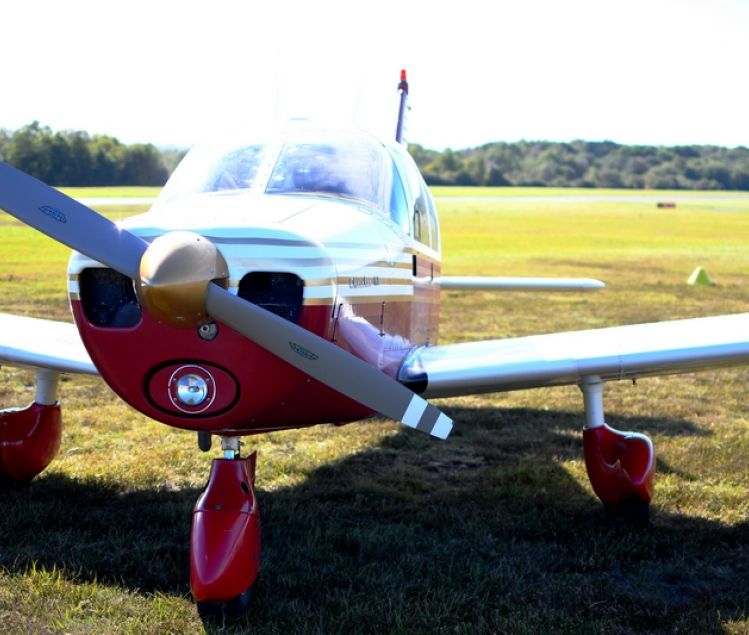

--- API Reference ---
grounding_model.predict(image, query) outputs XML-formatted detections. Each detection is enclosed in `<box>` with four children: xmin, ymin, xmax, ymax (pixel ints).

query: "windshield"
<box><xmin>157</xmin><ymin>141</ymin><xmax>272</xmax><ymax>201</ymax></box>
<box><xmin>266</xmin><ymin>128</ymin><xmax>392</xmax><ymax>211</ymax></box>
<box><xmin>157</xmin><ymin>125</ymin><xmax>395</xmax><ymax>214</ymax></box>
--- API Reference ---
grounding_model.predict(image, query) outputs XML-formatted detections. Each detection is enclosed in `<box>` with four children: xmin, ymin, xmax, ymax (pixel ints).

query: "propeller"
<box><xmin>0</xmin><ymin>163</ymin><xmax>147</xmax><ymax>279</ymax></box>
<box><xmin>0</xmin><ymin>162</ymin><xmax>453</xmax><ymax>439</ymax></box>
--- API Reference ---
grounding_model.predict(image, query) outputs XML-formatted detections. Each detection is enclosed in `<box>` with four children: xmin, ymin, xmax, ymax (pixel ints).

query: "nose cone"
<box><xmin>136</xmin><ymin>231</ymin><xmax>229</xmax><ymax>327</ymax></box>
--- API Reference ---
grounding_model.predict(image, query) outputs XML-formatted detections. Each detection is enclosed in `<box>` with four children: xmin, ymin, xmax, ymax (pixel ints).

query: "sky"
<box><xmin>3</xmin><ymin>0</ymin><xmax>749</xmax><ymax>150</ymax></box>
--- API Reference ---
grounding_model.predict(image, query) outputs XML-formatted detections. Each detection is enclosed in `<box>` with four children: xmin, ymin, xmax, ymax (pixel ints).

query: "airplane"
<box><xmin>2</xmin><ymin>71</ymin><xmax>749</xmax><ymax>615</ymax></box>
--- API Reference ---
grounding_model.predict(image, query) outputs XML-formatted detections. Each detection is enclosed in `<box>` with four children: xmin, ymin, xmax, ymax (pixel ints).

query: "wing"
<box><xmin>440</xmin><ymin>276</ymin><xmax>605</xmax><ymax>292</ymax></box>
<box><xmin>0</xmin><ymin>313</ymin><xmax>97</xmax><ymax>375</ymax></box>
<box><xmin>399</xmin><ymin>313</ymin><xmax>749</xmax><ymax>398</ymax></box>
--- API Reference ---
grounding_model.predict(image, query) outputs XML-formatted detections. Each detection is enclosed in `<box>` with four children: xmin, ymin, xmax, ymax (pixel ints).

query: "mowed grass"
<box><xmin>59</xmin><ymin>186</ymin><xmax>162</xmax><ymax>199</ymax></box>
<box><xmin>0</xmin><ymin>189</ymin><xmax>748</xmax><ymax>634</ymax></box>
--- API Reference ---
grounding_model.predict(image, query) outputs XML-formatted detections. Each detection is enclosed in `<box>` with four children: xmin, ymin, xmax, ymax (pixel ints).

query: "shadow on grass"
<box><xmin>0</xmin><ymin>473</ymin><xmax>199</xmax><ymax>595</ymax></box>
<box><xmin>1</xmin><ymin>406</ymin><xmax>746</xmax><ymax>633</ymax></box>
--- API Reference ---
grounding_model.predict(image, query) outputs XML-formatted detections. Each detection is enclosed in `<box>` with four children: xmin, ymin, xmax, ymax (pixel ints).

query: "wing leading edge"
<box><xmin>400</xmin><ymin>313</ymin><xmax>749</xmax><ymax>398</ymax></box>
<box><xmin>0</xmin><ymin>313</ymin><xmax>97</xmax><ymax>375</ymax></box>
<box><xmin>440</xmin><ymin>276</ymin><xmax>605</xmax><ymax>292</ymax></box>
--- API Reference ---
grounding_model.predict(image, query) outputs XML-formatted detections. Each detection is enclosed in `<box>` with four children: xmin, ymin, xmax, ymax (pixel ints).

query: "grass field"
<box><xmin>1</xmin><ymin>188</ymin><xmax>748</xmax><ymax>634</ymax></box>
<box><xmin>59</xmin><ymin>186</ymin><xmax>162</xmax><ymax>199</ymax></box>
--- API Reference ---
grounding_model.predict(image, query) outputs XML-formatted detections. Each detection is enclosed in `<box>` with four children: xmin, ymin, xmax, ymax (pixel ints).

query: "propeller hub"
<box><xmin>136</xmin><ymin>231</ymin><xmax>229</xmax><ymax>327</ymax></box>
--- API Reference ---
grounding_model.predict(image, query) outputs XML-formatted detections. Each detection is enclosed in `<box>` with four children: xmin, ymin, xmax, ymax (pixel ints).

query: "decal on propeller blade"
<box><xmin>289</xmin><ymin>341</ymin><xmax>319</xmax><ymax>361</ymax></box>
<box><xmin>38</xmin><ymin>205</ymin><xmax>67</xmax><ymax>224</ymax></box>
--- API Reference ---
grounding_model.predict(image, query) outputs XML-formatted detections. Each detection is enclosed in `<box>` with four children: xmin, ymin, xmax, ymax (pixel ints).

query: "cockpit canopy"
<box><xmin>155</xmin><ymin>123</ymin><xmax>441</xmax><ymax>251</ymax></box>
<box><xmin>158</xmin><ymin>125</ymin><xmax>401</xmax><ymax>218</ymax></box>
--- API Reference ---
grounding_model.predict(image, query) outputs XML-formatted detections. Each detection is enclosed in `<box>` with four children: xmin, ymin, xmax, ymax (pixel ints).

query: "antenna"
<box><xmin>395</xmin><ymin>69</ymin><xmax>409</xmax><ymax>145</ymax></box>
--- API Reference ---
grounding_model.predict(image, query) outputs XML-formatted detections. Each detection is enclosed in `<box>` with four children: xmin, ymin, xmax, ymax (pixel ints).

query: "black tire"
<box><xmin>604</xmin><ymin>497</ymin><xmax>651</xmax><ymax>524</ymax></box>
<box><xmin>197</xmin><ymin>587</ymin><xmax>252</xmax><ymax>620</ymax></box>
<box><xmin>197</xmin><ymin>431</ymin><xmax>212</xmax><ymax>452</ymax></box>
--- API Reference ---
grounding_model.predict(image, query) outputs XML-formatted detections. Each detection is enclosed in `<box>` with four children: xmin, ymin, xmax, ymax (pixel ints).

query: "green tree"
<box><xmin>0</xmin><ymin>129</ymin><xmax>9</xmax><ymax>162</ymax></box>
<box><xmin>90</xmin><ymin>135</ymin><xmax>126</xmax><ymax>185</ymax></box>
<box><xmin>7</xmin><ymin>121</ymin><xmax>54</xmax><ymax>182</ymax></box>
<box><xmin>65</xmin><ymin>131</ymin><xmax>95</xmax><ymax>186</ymax></box>
<box><xmin>120</xmin><ymin>144</ymin><xmax>169</xmax><ymax>185</ymax></box>
<box><xmin>160</xmin><ymin>148</ymin><xmax>187</xmax><ymax>174</ymax></box>
<box><xmin>644</xmin><ymin>164</ymin><xmax>680</xmax><ymax>189</ymax></box>
<box><xmin>485</xmin><ymin>164</ymin><xmax>510</xmax><ymax>186</ymax></box>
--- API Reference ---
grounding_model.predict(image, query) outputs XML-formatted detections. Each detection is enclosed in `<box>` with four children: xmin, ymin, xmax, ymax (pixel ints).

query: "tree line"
<box><xmin>409</xmin><ymin>140</ymin><xmax>749</xmax><ymax>190</ymax></box>
<box><xmin>2</xmin><ymin>122</ymin><xmax>748</xmax><ymax>190</ymax></box>
<box><xmin>0</xmin><ymin>122</ymin><xmax>184</xmax><ymax>187</ymax></box>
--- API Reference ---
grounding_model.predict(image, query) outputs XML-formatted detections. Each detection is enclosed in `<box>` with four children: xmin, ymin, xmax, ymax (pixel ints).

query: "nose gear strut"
<box><xmin>190</xmin><ymin>436</ymin><xmax>261</xmax><ymax>616</ymax></box>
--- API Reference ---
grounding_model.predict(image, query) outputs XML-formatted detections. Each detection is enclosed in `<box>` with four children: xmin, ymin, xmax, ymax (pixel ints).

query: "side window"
<box><xmin>414</xmin><ymin>197</ymin><xmax>430</xmax><ymax>246</ymax></box>
<box><xmin>389</xmin><ymin>163</ymin><xmax>410</xmax><ymax>234</ymax></box>
<box><xmin>425</xmin><ymin>192</ymin><xmax>440</xmax><ymax>252</ymax></box>
<box><xmin>386</xmin><ymin>143</ymin><xmax>440</xmax><ymax>252</ymax></box>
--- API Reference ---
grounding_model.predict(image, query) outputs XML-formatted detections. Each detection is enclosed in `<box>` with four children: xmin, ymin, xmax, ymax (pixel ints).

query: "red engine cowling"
<box><xmin>70</xmin><ymin>266</ymin><xmax>381</xmax><ymax>434</ymax></box>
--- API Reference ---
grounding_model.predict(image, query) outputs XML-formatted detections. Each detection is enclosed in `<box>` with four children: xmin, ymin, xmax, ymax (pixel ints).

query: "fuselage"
<box><xmin>66</xmin><ymin>125</ymin><xmax>442</xmax><ymax>434</ymax></box>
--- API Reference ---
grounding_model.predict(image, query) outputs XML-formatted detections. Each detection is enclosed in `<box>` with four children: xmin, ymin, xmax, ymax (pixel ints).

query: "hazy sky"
<box><xmin>3</xmin><ymin>0</ymin><xmax>748</xmax><ymax>150</ymax></box>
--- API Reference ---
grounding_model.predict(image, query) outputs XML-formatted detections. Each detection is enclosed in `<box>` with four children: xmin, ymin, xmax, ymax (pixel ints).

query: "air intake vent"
<box><xmin>79</xmin><ymin>268</ymin><xmax>142</xmax><ymax>327</ymax></box>
<box><xmin>238</xmin><ymin>272</ymin><xmax>304</xmax><ymax>323</ymax></box>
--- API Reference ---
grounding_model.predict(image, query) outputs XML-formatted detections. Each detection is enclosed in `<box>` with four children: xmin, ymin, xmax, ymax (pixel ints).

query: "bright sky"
<box><xmin>3</xmin><ymin>0</ymin><xmax>749</xmax><ymax>150</ymax></box>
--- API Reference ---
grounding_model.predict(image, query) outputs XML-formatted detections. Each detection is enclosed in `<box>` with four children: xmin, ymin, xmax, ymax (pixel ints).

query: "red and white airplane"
<box><xmin>2</xmin><ymin>72</ymin><xmax>749</xmax><ymax>614</ymax></box>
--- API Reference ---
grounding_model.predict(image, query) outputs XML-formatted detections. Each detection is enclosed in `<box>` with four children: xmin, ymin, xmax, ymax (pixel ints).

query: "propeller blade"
<box><xmin>0</xmin><ymin>162</ymin><xmax>147</xmax><ymax>279</ymax></box>
<box><xmin>205</xmin><ymin>284</ymin><xmax>453</xmax><ymax>439</ymax></box>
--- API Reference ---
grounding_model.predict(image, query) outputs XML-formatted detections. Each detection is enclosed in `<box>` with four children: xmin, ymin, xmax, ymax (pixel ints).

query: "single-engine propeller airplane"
<box><xmin>2</xmin><ymin>71</ymin><xmax>749</xmax><ymax>614</ymax></box>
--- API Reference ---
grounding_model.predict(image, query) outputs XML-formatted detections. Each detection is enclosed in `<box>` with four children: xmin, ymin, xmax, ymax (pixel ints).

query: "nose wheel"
<box><xmin>190</xmin><ymin>438</ymin><xmax>261</xmax><ymax>616</ymax></box>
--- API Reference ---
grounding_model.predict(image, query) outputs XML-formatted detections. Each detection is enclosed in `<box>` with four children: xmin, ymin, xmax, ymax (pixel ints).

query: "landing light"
<box><xmin>166</xmin><ymin>364</ymin><xmax>218</xmax><ymax>413</ymax></box>
<box><xmin>176</xmin><ymin>374</ymin><xmax>209</xmax><ymax>406</ymax></box>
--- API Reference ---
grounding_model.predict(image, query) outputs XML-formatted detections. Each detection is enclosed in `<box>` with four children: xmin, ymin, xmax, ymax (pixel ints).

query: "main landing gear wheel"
<box><xmin>580</xmin><ymin>377</ymin><xmax>656</xmax><ymax>523</ymax></box>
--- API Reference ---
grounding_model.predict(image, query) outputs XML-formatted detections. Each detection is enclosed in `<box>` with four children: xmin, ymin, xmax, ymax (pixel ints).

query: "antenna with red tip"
<box><xmin>395</xmin><ymin>69</ymin><xmax>409</xmax><ymax>145</ymax></box>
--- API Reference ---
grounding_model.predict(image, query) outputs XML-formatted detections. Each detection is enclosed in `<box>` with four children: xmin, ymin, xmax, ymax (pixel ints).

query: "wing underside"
<box><xmin>0</xmin><ymin>313</ymin><xmax>97</xmax><ymax>375</ymax></box>
<box><xmin>400</xmin><ymin>313</ymin><xmax>749</xmax><ymax>398</ymax></box>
